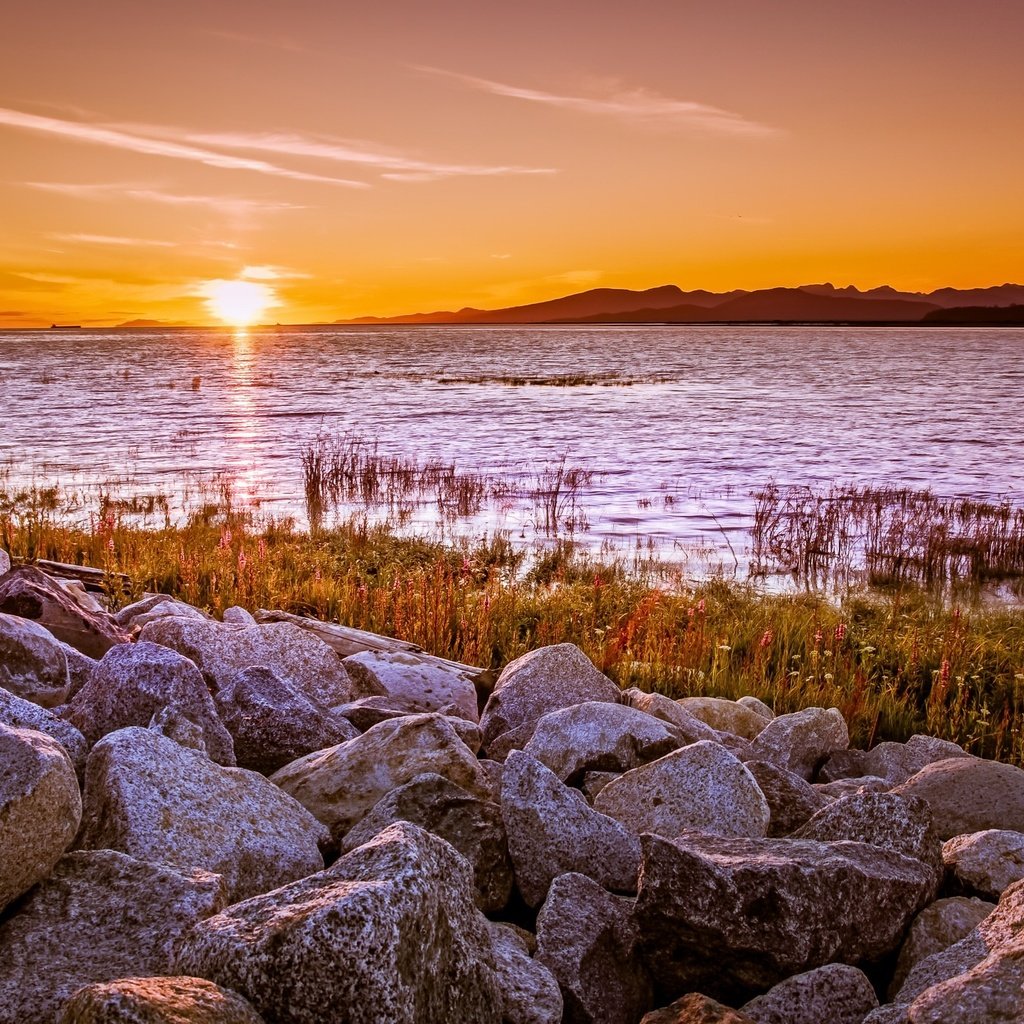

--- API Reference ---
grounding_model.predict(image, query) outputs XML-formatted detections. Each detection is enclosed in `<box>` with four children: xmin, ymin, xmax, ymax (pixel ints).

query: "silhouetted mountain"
<box><xmin>116</xmin><ymin>318</ymin><xmax>192</xmax><ymax>328</ymax></box>
<box><xmin>801</xmin><ymin>282</ymin><xmax>1024</xmax><ymax>308</ymax></box>
<box><xmin>921</xmin><ymin>304</ymin><xmax>1024</xmax><ymax>324</ymax></box>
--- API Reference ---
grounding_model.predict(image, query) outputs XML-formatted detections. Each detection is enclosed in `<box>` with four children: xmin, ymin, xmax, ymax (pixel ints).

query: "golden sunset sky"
<box><xmin>2</xmin><ymin>0</ymin><xmax>1022</xmax><ymax>326</ymax></box>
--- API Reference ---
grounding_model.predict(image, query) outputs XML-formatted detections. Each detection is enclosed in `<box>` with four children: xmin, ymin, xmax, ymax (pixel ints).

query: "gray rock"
<box><xmin>865</xmin><ymin>735</ymin><xmax>970</xmax><ymax>786</ymax></box>
<box><xmin>904</xmin><ymin>945</ymin><xmax>1024</xmax><ymax>1022</ymax></box>
<box><xmin>536</xmin><ymin>872</ymin><xmax>652</xmax><ymax>1024</ymax></box>
<box><xmin>942</xmin><ymin>829</ymin><xmax>1024</xmax><ymax>899</ymax></box>
<box><xmin>593</xmin><ymin>741</ymin><xmax>770</xmax><ymax>839</ymax></box>
<box><xmin>222</xmin><ymin>605</ymin><xmax>257</xmax><ymax>626</ymax></box>
<box><xmin>330</xmin><ymin>695</ymin><xmax>413</xmax><ymax>731</ymax></box>
<box><xmin>0</xmin><ymin>549</ymin><xmax>9</xmax><ymax>575</ymax></box>
<box><xmin>66</xmin><ymin>641</ymin><xmax>235</xmax><ymax>765</ymax></box>
<box><xmin>77</xmin><ymin>727</ymin><xmax>328</xmax><ymax>902</ymax></box>
<box><xmin>175</xmin><ymin>822</ymin><xmax>501</xmax><ymax>1024</ymax></box>
<box><xmin>737</xmin><ymin>695</ymin><xmax>775</xmax><ymax>720</ymax></box>
<box><xmin>747</xmin><ymin>706</ymin><xmax>849</xmax><ymax>780</ymax></box>
<box><xmin>501</xmin><ymin>751</ymin><xmax>641</xmax><ymax>907</ymax></box>
<box><xmin>489</xmin><ymin>922</ymin><xmax>563</xmax><ymax>1024</ymax></box>
<box><xmin>0</xmin><ymin>610</ymin><xmax>70</xmax><ymax>707</ymax></box>
<box><xmin>0</xmin><ymin>724</ymin><xmax>82</xmax><ymax>913</ymax></box>
<box><xmin>59</xmin><ymin>640</ymin><xmax>98</xmax><ymax>701</ymax></box>
<box><xmin>115</xmin><ymin>595</ymin><xmax>209</xmax><ymax>630</ymax></box>
<box><xmin>818</xmin><ymin>748</ymin><xmax>872</xmax><ymax>783</ymax></box>
<box><xmin>581</xmin><ymin>771</ymin><xmax>620</xmax><ymax>802</ymax></box>
<box><xmin>641</xmin><ymin>994</ymin><xmax>757</xmax><ymax>1023</ymax></box>
<box><xmin>815</xmin><ymin>776</ymin><xmax>892</xmax><ymax>799</ymax></box>
<box><xmin>0</xmin><ymin>686</ymin><xmax>87</xmax><ymax>773</ymax></box>
<box><xmin>677</xmin><ymin>697</ymin><xmax>771</xmax><ymax>739</ymax></box>
<box><xmin>745</xmin><ymin>760</ymin><xmax>825</xmax><ymax>837</ymax></box>
<box><xmin>0</xmin><ymin>850</ymin><xmax>226</xmax><ymax>1024</ymax></box>
<box><xmin>740</xmin><ymin>964</ymin><xmax>878</xmax><ymax>1024</ymax></box>
<box><xmin>149</xmin><ymin>705</ymin><xmax>208</xmax><ymax>753</ymax></box>
<box><xmin>620</xmin><ymin>689</ymin><xmax>722</xmax><ymax>743</ymax></box>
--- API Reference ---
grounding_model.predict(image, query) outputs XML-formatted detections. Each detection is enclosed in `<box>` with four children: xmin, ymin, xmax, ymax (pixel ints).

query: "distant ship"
<box><xmin>49</xmin><ymin>324</ymin><xmax>82</xmax><ymax>329</ymax></box>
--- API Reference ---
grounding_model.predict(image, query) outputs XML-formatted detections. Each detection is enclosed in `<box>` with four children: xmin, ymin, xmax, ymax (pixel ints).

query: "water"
<box><xmin>1</xmin><ymin>324</ymin><xmax>1022</xmax><ymax>571</ymax></box>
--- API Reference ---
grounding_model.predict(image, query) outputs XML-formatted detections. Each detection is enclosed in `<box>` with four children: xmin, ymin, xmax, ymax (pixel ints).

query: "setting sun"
<box><xmin>201</xmin><ymin>279</ymin><xmax>276</xmax><ymax>327</ymax></box>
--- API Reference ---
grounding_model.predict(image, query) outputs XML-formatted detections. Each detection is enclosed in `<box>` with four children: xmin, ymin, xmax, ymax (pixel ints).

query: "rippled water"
<box><xmin>1</xmin><ymin>324</ymin><xmax>1022</xmax><ymax>568</ymax></box>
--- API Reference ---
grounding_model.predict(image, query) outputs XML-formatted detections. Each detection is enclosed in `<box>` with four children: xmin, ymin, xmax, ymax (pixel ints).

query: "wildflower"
<box><xmin>697</xmin><ymin>599</ymin><xmax>706</xmax><ymax>615</ymax></box>
<box><xmin>835</xmin><ymin>623</ymin><xmax>847</xmax><ymax>643</ymax></box>
<box><xmin>814</xmin><ymin>628</ymin><xmax>823</xmax><ymax>646</ymax></box>
<box><xmin>940</xmin><ymin>659</ymin><xmax>951</xmax><ymax>685</ymax></box>
<box><xmin>237</xmin><ymin>549</ymin><xmax>247</xmax><ymax>571</ymax></box>
<box><xmin>759</xmin><ymin>629</ymin><xmax>774</xmax><ymax>649</ymax></box>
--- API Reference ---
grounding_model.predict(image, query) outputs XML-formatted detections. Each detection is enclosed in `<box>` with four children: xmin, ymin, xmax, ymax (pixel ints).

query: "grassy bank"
<box><xmin>4</xmin><ymin>482</ymin><xmax>1024</xmax><ymax>765</ymax></box>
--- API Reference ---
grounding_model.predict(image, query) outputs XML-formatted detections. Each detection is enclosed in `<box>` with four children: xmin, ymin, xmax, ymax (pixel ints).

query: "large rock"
<box><xmin>0</xmin><ymin>609</ymin><xmax>70</xmax><ymax>706</ymax></box>
<box><xmin>903</xmin><ymin>946</ymin><xmax>1024</xmax><ymax>1022</ymax></box>
<box><xmin>342</xmin><ymin>649</ymin><xmax>481</xmax><ymax>722</ymax></box>
<box><xmin>139</xmin><ymin>617</ymin><xmax>366</xmax><ymax>709</ymax></box>
<box><xmin>0</xmin><ymin>724</ymin><xmax>82</xmax><ymax>912</ymax></box>
<box><xmin>489</xmin><ymin>923</ymin><xmax>564</xmax><ymax>1024</ymax></box>
<box><xmin>739</xmin><ymin>964</ymin><xmax>878</xmax><ymax>1024</ymax></box>
<box><xmin>270</xmin><ymin>712</ymin><xmax>491</xmax><ymax>841</ymax></box>
<box><xmin>641</xmin><ymin>994</ymin><xmax>756</xmax><ymax>1023</ymax></box>
<box><xmin>175</xmin><ymin>822</ymin><xmax>501</xmax><ymax>1024</ymax></box>
<box><xmin>115</xmin><ymin>595</ymin><xmax>210</xmax><ymax>631</ymax></box>
<box><xmin>894</xmin><ymin>756</ymin><xmax>1024</xmax><ymax>839</ymax></box>
<box><xmin>58</xmin><ymin>976</ymin><xmax>266</xmax><ymax>1023</ymax></box>
<box><xmin>77</xmin><ymin>728</ymin><xmax>328</xmax><ymax>902</ymax></box>
<box><xmin>745</xmin><ymin>760</ymin><xmax>825</xmax><ymax>836</ymax></box>
<box><xmin>479</xmin><ymin>644</ymin><xmax>621</xmax><ymax>755</ymax></box>
<box><xmin>535</xmin><ymin>872</ymin><xmax>652</xmax><ymax>1024</ymax></box>
<box><xmin>0</xmin><ymin>850</ymin><xmax>226</xmax><ymax>1024</ymax></box>
<box><xmin>523</xmin><ymin>701</ymin><xmax>685</xmax><ymax>783</ymax></box>
<box><xmin>0</xmin><ymin>565</ymin><xmax>130</xmax><ymax>658</ymax></box>
<box><xmin>501</xmin><ymin>751</ymin><xmax>641</xmax><ymax>907</ymax></box>
<box><xmin>621</xmin><ymin>689</ymin><xmax>722</xmax><ymax>743</ymax></box>
<box><xmin>747</xmin><ymin>707</ymin><xmax>849</xmax><ymax>780</ymax></box>
<box><xmin>636</xmin><ymin>832</ymin><xmax>936</xmax><ymax>999</ymax></box>
<box><xmin>0</xmin><ymin>685</ymin><xmax>88</xmax><ymax>773</ymax></box>
<box><xmin>66</xmin><ymin>641</ymin><xmax>235</xmax><ymax>765</ymax></box>
<box><xmin>0</xmin><ymin>549</ymin><xmax>9</xmax><ymax>575</ymax></box>
<box><xmin>942</xmin><ymin>829</ymin><xmax>1024</xmax><ymax>899</ymax></box>
<box><xmin>827</xmin><ymin>735</ymin><xmax>970</xmax><ymax>786</ymax></box>
<box><xmin>593</xmin><ymin>741</ymin><xmax>770</xmax><ymax>839</ymax></box>
<box><xmin>340</xmin><ymin>772</ymin><xmax>513</xmax><ymax>912</ymax></box>
<box><xmin>677</xmin><ymin>697</ymin><xmax>770</xmax><ymax>739</ymax></box>
<box><xmin>212</xmin><ymin>666</ymin><xmax>357</xmax><ymax>774</ymax></box>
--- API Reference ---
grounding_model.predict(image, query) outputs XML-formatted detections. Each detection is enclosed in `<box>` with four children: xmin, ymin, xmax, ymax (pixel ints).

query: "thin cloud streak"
<box><xmin>53</xmin><ymin>233</ymin><xmax>176</xmax><ymax>247</ymax></box>
<box><xmin>25</xmin><ymin>182</ymin><xmax>307</xmax><ymax>214</ymax></box>
<box><xmin>416</xmin><ymin>67</ymin><xmax>779</xmax><ymax>137</ymax></box>
<box><xmin>0</xmin><ymin>107</ymin><xmax>369</xmax><ymax>187</ymax></box>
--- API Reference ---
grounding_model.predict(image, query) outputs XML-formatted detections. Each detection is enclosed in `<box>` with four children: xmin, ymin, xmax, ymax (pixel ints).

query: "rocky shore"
<box><xmin>1</xmin><ymin>560</ymin><xmax>1023</xmax><ymax>1022</ymax></box>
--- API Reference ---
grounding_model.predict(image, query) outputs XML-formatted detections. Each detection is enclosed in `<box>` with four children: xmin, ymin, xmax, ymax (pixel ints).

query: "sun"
<box><xmin>202</xmin><ymin>279</ymin><xmax>276</xmax><ymax>327</ymax></box>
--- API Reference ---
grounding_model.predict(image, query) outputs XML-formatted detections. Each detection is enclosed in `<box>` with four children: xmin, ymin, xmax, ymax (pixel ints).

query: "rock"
<box><xmin>889</xmin><ymin>896</ymin><xmax>995</xmax><ymax>997</ymax></box>
<box><xmin>747</xmin><ymin>706</ymin><xmax>849</xmax><ymax>780</ymax></box>
<box><xmin>66</xmin><ymin>641</ymin><xmax>235</xmax><ymax>765</ymax></box>
<box><xmin>0</xmin><ymin>565</ymin><xmax>130</xmax><ymax>658</ymax></box>
<box><xmin>479</xmin><ymin>643</ymin><xmax>621</xmax><ymax>755</ymax></box>
<box><xmin>636</xmin><ymin>831</ymin><xmax>936</xmax><ymax>998</ymax></box>
<box><xmin>0</xmin><ymin>609</ymin><xmax>71</xmax><ymax>706</ymax></box>
<box><xmin>0</xmin><ymin>850</ymin><xmax>226</xmax><ymax>1024</ymax></box>
<box><xmin>0</xmin><ymin>724</ymin><xmax>82</xmax><ymax>913</ymax></box>
<box><xmin>737</xmin><ymin>695</ymin><xmax>774</xmax><ymax>720</ymax></box>
<box><xmin>342</xmin><ymin>649</ymin><xmax>481</xmax><ymax>722</ymax></box>
<box><xmin>138</xmin><ymin>617</ymin><xmax>366</xmax><ymax>709</ymax></box>
<box><xmin>621</xmin><ymin>689</ymin><xmax>722</xmax><ymax>743</ymax></box>
<box><xmin>59</xmin><ymin>640</ymin><xmax>98</xmax><ymax>700</ymax></box>
<box><xmin>0</xmin><ymin>549</ymin><xmax>9</xmax><ymax>574</ymax></box>
<box><xmin>593</xmin><ymin>741</ymin><xmax>770</xmax><ymax>839</ymax></box>
<box><xmin>175</xmin><ymin>822</ymin><xmax>501</xmax><ymax>1024</ymax></box>
<box><xmin>677</xmin><ymin>697</ymin><xmax>770</xmax><ymax>739</ymax></box>
<box><xmin>818</xmin><ymin>748</ymin><xmax>872</xmax><ymax>783</ymax></box>
<box><xmin>942</xmin><ymin>829</ymin><xmax>1024</xmax><ymax>899</ymax></box>
<box><xmin>862</xmin><ymin>1008</ymin><xmax>910</xmax><ymax>1024</ymax></box>
<box><xmin>485</xmin><ymin>720</ymin><xmax>541</xmax><ymax>761</ymax></box>
<box><xmin>501</xmin><ymin>750</ymin><xmax>641</xmax><ymax>907</ymax></box>
<box><xmin>894</xmin><ymin>756</ymin><xmax>1024</xmax><ymax>839</ymax></box>
<box><xmin>0</xmin><ymin>686</ymin><xmax>88</xmax><ymax>774</ymax></box>
<box><xmin>340</xmin><ymin>772</ymin><xmax>513</xmax><ymax>912</ymax></box>
<box><xmin>641</xmin><ymin>994</ymin><xmax>756</xmax><ymax>1023</ymax></box>
<box><xmin>864</xmin><ymin>735</ymin><xmax>971</xmax><ymax>786</ymax></box>
<box><xmin>581</xmin><ymin>771</ymin><xmax>619</xmax><ymax>802</ymax></box>
<box><xmin>815</xmin><ymin>776</ymin><xmax>892</xmax><ymax>798</ymax></box>
<box><xmin>739</xmin><ymin>964</ymin><xmax>878</xmax><ymax>1024</ymax></box>
<box><xmin>745</xmin><ymin>760</ymin><xmax>825</xmax><ymax>837</ymax></box>
<box><xmin>535</xmin><ymin>872</ymin><xmax>652</xmax><ymax>1024</ymax></box>
<box><xmin>58</xmin><ymin>976</ymin><xmax>267</xmax><ymax>1023</ymax></box>
<box><xmin>222</xmin><ymin>605</ymin><xmax>257</xmax><ymax>626</ymax></box>
<box><xmin>213</xmin><ymin>666</ymin><xmax>357</xmax><ymax>774</ymax></box>
<box><xmin>115</xmin><ymin>595</ymin><xmax>209</xmax><ymax>631</ymax></box>
<box><xmin>270</xmin><ymin>712</ymin><xmax>491</xmax><ymax>841</ymax></box>
<box><xmin>523</xmin><ymin>701</ymin><xmax>685</xmax><ymax>783</ymax></box>
<box><xmin>330</xmin><ymin>696</ymin><xmax>412</xmax><ymax>731</ymax></box>
<box><xmin>903</xmin><ymin>946</ymin><xmax>1024</xmax><ymax>1022</ymax></box>
<box><xmin>77</xmin><ymin>727</ymin><xmax>327</xmax><ymax>903</ymax></box>
<box><xmin>489</xmin><ymin>922</ymin><xmax>563</xmax><ymax>1024</ymax></box>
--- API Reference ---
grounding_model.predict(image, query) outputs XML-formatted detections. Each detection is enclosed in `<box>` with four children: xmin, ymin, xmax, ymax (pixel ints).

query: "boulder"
<box><xmin>640</xmin><ymin>994</ymin><xmax>756</xmax><ymax>1023</ymax></box>
<box><xmin>340</xmin><ymin>772</ymin><xmax>513</xmax><ymax>912</ymax></box>
<box><xmin>212</xmin><ymin>666</ymin><xmax>357</xmax><ymax>774</ymax></box>
<box><xmin>148</xmin><ymin>705</ymin><xmax>208</xmax><ymax>753</ymax></box>
<box><xmin>270</xmin><ymin>712</ymin><xmax>491</xmax><ymax>841</ymax></box>
<box><xmin>60</xmin><ymin>640</ymin><xmax>98</xmax><ymax>700</ymax></box>
<box><xmin>66</xmin><ymin>641</ymin><xmax>235</xmax><ymax>765</ymax></box>
<box><xmin>501</xmin><ymin>751</ymin><xmax>641</xmax><ymax>907</ymax></box>
<box><xmin>737</xmin><ymin>695</ymin><xmax>774</xmax><ymax>720</ymax></box>
<box><xmin>523</xmin><ymin>701</ymin><xmax>685</xmax><ymax>783</ymax></box>
<box><xmin>864</xmin><ymin>735</ymin><xmax>971</xmax><ymax>786</ymax></box>
<box><xmin>0</xmin><ymin>724</ymin><xmax>82</xmax><ymax>913</ymax></box>
<box><xmin>0</xmin><ymin>686</ymin><xmax>88</xmax><ymax>774</ymax></box>
<box><xmin>330</xmin><ymin>696</ymin><xmax>413</xmax><ymax>731</ymax></box>
<box><xmin>138</xmin><ymin>617</ymin><xmax>366</xmax><ymax>709</ymax></box>
<box><xmin>903</xmin><ymin>946</ymin><xmax>1024</xmax><ymax>1022</ymax></box>
<box><xmin>479</xmin><ymin>644</ymin><xmax>621</xmax><ymax>754</ymax></box>
<box><xmin>77</xmin><ymin>728</ymin><xmax>328</xmax><ymax>902</ymax></box>
<box><xmin>0</xmin><ymin>850</ymin><xmax>226</xmax><ymax>1024</ymax></box>
<box><xmin>817</xmin><ymin>748</ymin><xmax>872</xmax><ymax>783</ymax></box>
<box><xmin>0</xmin><ymin>549</ymin><xmax>9</xmax><ymax>575</ymax></box>
<box><xmin>593</xmin><ymin>741</ymin><xmax>770</xmax><ymax>840</ymax></box>
<box><xmin>0</xmin><ymin>565</ymin><xmax>130</xmax><ymax>658</ymax></box>
<box><xmin>535</xmin><ymin>872</ymin><xmax>652</xmax><ymax>1024</ymax></box>
<box><xmin>739</xmin><ymin>964</ymin><xmax>878</xmax><ymax>1024</ymax></box>
<box><xmin>0</xmin><ymin>610</ymin><xmax>70</xmax><ymax>706</ymax></box>
<box><xmin>489</xmin><ymin>922</ymin><xmax>564</xmax><ymax>1024</ymax></box>
<box><xmin>115</xmin><ymin>595</ymin><xmax>209</xmax><ymax>631</ymax></box>
<box><xmin>942</xmin><ymin>829</ymin><xmax>1024</xmax><ymax>899</ymax></box>
<box><xmin>222</xmin><ymin>606</ymin><xmax>257</xmax><ymax>625</ymax></box>
<box><xmin>677</xmin><ymin>697</ymin><xmax>770</xmax><ymax>739</ymax></box>
<box><xmin>621</xmin><ymin>689</ymin><xmax>722</xmax><ymax>743</ymax></box>
<box><xmin>636</xmin><ymin>831</ymin><xmax>937</xmax><ymax>998</ymax></box>
<box><xmin>815</xmin><ymin>777</ymin><xmax>892</xmax><ymax>799</ymax></box>
<box><xmin>894</xmin><ymin>756</ymin><xmax>1024</xmax><ymax>839</ymax></box>
<box><xmin>342</xmin><ymin>649</ymin><xmax>480</xmax><ymax>722</ymax></box>
<box><xmin>57</xmin><ymin>976</ymin><xmax>266</xmax><ymax>1023</ymax></box>
<box><xmin>175</xmin><ymin>822</ymin><xmax>501</xmax><ymax>1024</ymax></box>
<box><xmin>747</xmin><ymin>707</ymin><xmax>849</xmax><ymax>780</ymax></box>
<box><xmin>581</xmin><ymin>771</ymin><xmax>619</xmax><ymax>802</ymax></box>
<box><xmin>745</xmin><ymin>760</ymin><xmax>825</xmax><ymax>837</ymax></box>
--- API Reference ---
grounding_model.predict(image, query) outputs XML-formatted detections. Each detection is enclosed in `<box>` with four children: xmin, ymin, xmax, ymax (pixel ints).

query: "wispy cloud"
<box><xmin>240</xmin><ymin>264</ymin><xmax>311</xmax><ymax>280</ymax></box>
<box><xmin>52</xmin><ymin>232</ymin><xmax>176</xmax><ymax>248</ymax></box>
<box><xmin>25</xmin><ymin>181</ymin><xmax>306</xmax><ymax>215</ymax></box>
<box><xmin>0</xmin><ymin>107</ymin><xmax>369</xmax><ymax>187</ymax></box>
<box><xmin>416</xmin><ymin>67</ymin><xmax>779</xmax><ymax>138</ymax></box>
<box><xmin>203</xmin><ymin>29</ymin><xmax>306</xmax><ymax>53</ymax></box>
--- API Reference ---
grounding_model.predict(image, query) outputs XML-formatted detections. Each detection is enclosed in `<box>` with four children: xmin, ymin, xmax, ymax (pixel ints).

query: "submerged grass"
<box><xmin>4</xmin><ymin>479</ymin><xmax>1024</xmax><ymax>765</ymax></box>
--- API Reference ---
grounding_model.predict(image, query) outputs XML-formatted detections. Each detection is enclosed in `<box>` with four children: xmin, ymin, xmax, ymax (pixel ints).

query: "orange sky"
<box><xmin>1</xmin><ymin>0</ymin><xmax>1022</xmax><ymax>326</ymax></box>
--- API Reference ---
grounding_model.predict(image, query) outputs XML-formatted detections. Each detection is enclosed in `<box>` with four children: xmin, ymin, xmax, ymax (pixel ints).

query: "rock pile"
<box><xmin>1</xmin><ymin>561</ymin><xmax>1023</xmax><ymax>1022</ymax></box>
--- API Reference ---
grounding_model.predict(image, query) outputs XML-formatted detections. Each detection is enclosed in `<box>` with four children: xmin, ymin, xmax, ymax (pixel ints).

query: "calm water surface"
<box><xmin>1</xmin><ymin>325</ymin><xmax>1022</xmax><ymax>567</ymax></box>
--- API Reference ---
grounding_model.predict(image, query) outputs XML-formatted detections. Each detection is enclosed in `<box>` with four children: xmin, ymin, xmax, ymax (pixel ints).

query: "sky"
<box><xmin>1</xmin><ymin>0</ymin><xmax>1022</xmax><ymax>326</ymax></box>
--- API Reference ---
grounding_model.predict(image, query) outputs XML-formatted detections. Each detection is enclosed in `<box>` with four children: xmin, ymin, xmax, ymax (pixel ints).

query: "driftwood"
<box><xmin>24</xmin><ymin>559</ymin><xmax>131</xmax><ymax>593</ymax></box>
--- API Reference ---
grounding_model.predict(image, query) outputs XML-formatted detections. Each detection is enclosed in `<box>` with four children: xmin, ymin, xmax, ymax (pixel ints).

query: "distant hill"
<box><xmin>921</xmin><ymin>304</ymin><xmax>1024</xmax><ymax>324</ymax></box>
<box><xmin>116</xmin><ymin>318</ymin><xmax>193</xmax><ymax>328</ymax></box>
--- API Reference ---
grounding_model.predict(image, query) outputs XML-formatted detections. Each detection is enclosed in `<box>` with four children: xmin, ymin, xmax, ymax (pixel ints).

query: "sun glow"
<box><xmin>202</xmin><ymin>279</ymin><xmax>276</xmax><ymax>327</ymax></box>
